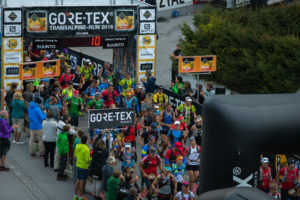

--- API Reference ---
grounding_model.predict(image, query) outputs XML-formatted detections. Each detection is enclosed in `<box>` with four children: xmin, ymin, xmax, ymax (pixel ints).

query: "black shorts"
<box><xmin>0</xmin><ymin>138</ymin><xmax>11</xmax><ymax>156</ymax></box>
<box><xmin>160</xmin><ymin>129</ymin><xmax>169</xmax><ymax>136</ymax></box>
<box><xmin>144</xmin><ymin>177</ymin><xmax>155</xmax><ymax>189</ymax></box>
<box><xmin>70</xmin><ymin>116</ymin><xmax>79</xmax><ymax>127</ymax></box>
<box><xmin>186</xmin><ymin>164</ymin><xmax>200</xmax><ymax>171</ymax></box>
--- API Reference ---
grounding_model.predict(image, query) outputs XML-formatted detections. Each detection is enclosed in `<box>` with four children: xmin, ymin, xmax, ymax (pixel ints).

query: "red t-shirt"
<box><xmin>165</xmin><ymin>148</ymin><xmax>185</xmax><ymax>161</ymax></box>
<box><xmin>171</xmin><ymin>121</ymin><xmax>187</xmax><ymax>131</ymax></box>
<box><xmin>259</xmin><ymin>166</ymin><xmax>271</xmax><ymax>189</ymax></box>
<box><xmin>279</xmin><ymin>167</ymin><xmax>298</xmax><ymax>190</ymax></box>
<box><xmin>59</xmin><ymin>73</ymin><xmax>74</xmax><ymax>89</ymax></box>
<box><xmin>125</xmin><ymin>123</ymin><xmax>141</xmax><ymax>143</ymax></box>
<box><xmin>142</xmin><ymin>155</ymin><xmax>161</xmax><ymax>176</ymax></box>
<box><xmin>102</xmin><ymin>89</ymin><xmax>118</xmax><ymax>107</ymax></box>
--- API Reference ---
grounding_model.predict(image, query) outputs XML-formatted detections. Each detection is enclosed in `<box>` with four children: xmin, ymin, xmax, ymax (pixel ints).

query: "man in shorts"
<box><xmin>139</xmin><ymin>147</ymin><xmax>162</xmax><ymax>199</ymax></box>
<box><xmin>73</xmin><ymin>135</ymin><xmax>91</xmax><ymax>200</ymax></box>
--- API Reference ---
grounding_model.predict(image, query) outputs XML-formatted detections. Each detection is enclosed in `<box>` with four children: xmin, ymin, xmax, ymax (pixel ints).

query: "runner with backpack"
<box><xmin>159</xmin><ymin>103</ymin><xmax>175</xmax><ymax>157</ymax></box>
<box><xmin>277</xmin><ymin>157</ymin><xmax>299</xmax><ymax>200</ymax></box>
<box><xmin>121</xmin><ymin>90</ymin><xmax>139</xmax><ymax>113</ymax></box>
<box><xmin>85</xmin><ymin>92</ymin><xmax>103</xmax><ymax>141</ymax></box>
<box><xmin>142</xmin><ymin>136</ymin><xmax>159</xmax><ymax>158</ymax></box>
<box><xmin>152</xmin><ymin>166</ymin><xmax>177</xmax><ymax>200</ymax></box>
<box><xmin>124</xmin><ymin>116</ymin><xmax>140</xmax><ymax>148</ymax></box>
<box><xmin>175</xmin><ymin>182</ymin><xmax>196</xmax><ymax>200</ymax></box>
<box><xmin>184</xmin><ymin>137</ymin><xmax>201</xmax><ymax>191</ymax></box>
<box><xmin>139</xmin><ymin>147</ymin><xmax>162</xmax><ymax>200</ymax></box>
<box><xmin>172</xmin><ymin>155</ymin><xmax>186</xmax><ymax>192</ymax></box>
<box><xmin>259</xmin><ymin>157</ymin><xmax>272</xmax><ymax>193</ymax></box>
<box><xmin>168</xmin><ymin>121</ymin><xmax>185</xmax><ymax>148</ymax></box>
<box><xmin>84</xmin><ymin>80</ymin><xmax>100</xmax><ymax>101</ymax></box>
<box><xmin>58</xmin><ymin>67</ymin><xmax>74</xmax><ymax>90</ymax></box>
<box><xmin>165</xmin><ymin>142</ymin><xmax>187</xmax><ymax>166</ymax></box>
<box><xmin>190</xmin><ymin>117</ymin><xmax>202</xmax><ymax>146</ymax></box>
<box><xmin>175</xmin><ymin>97</ymin><xmax>196</xmax><ymax>133</ymax></box>
<box><xmin>119</xmin><ymin>143</ymin><xmax>137</xmax><ymax>172</ymax></box>
<box><xmin>65</xmin><ymin>90</ymin><xmax>83</xmax><ymax>128</ymax></box>
<box><xmin>102</xmin><ymin>83</ymin><xmax>119</xmax><ymax>108</ymax></box>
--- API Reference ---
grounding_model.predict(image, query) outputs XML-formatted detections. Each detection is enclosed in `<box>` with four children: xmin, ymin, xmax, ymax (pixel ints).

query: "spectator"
<box><xmin>193</xmin><ymin>83</ymin><xmax>204</xmax><ymax>104</ymax></box>
<box><xmin>107</xmin><ymin>170</ymin><xmax>122</xmax><ymax>200</ymax></box>
<box><xmin>141</xmin><ymin>70</ymin><xmax>156</xmax><ymax>94</ymax></box>
<box><xmin>170</xmin><ymin>76</ymin><xmax>184</xmax><ymax>95</ymax></box>
<box><xmin>32</xmin><ymin>85</ymin><xmax>44</xmax><ymax>108</ymax></box>
<box><xmin>0</xmin><ymin>110</ymin><xmax>17</xmax><ymax>171</ymax></box>
<box><xmin>88</xmin><ymin>139</ymin><xmax>109</xmax><ymax>200</ymax></box>
<box><xmin>170</xmin><ymin>44</ymin><xmax>182</xmax><ymax>82</ymax></box>
<box><xmin>74</xmin><ymin>135</ymin><xmax>92</xmax><ymax>200</ymax></box>
<box><xmin>122</xmin><ymin>186</ymin><xmax>140</xmax><ymax>200</ymax></box>
<box><xmin>179</xmin><ymin>81</ymin><xmax>193</xmax><ymax>98</ymax></box>
<box><xmin>204</xmin><ymin>82</ymin><xmax>215</xmax><ymax>97</ymax></box>
<box><xmin>102</xmin><ymin>156</ymin><xmax>116</xmax><ymax>199</ymax></box>
<box><xmin>42</xmin><ymin>112</ymin><xmax>57</xmax><ymax>168</ymax></box>
<box><xmin>56</xmin><ymin>125</ymin><xmax>70</xmax><ymax>181</ymax></box>
<box><xmin>45</xmin><ymin>96</ymin><xmax>61</xmax><ymax>121</ymax></box>
<box><xmin>11</xmin><ymin>92</ymin><xmax>26</xmax><ymax>144</ymax></box>
<box><xmin>23</xmin><ymin>83</ymin><xmax>34</xmax><ymax>109</ymax></box>
<box><xmin>4</xmin><ymin>82</ymin><xmax>18</xmax><ymax>125</ymax></box>
<box><xmin>28</xmin><ymin>98</ymin><xmax>46</xmax><ymax>158</ymax></box>
<box><xmin>41</xmin><ymin>78</ymin><xmax>52</xmax><ymax>102</ymax></box>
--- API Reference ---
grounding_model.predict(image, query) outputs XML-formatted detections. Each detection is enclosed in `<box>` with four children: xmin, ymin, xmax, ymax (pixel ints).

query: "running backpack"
<box><xmin>143</xmin><ymin>155</ymin><xmax>160</xmax><ymax>169</ymax></box>
<box><xmin>88</xmin><ymin>86</ymin><xmax>98</xmax><ymax>96</ymax></box>
<box><xmin>162</xmin><ymin>110</ymin><xmax>173</xmax><ymax>124</ymax></box>
<box><xmin>282</xmin><ymin>167</ymin><xmax>298</xmax><ymax>185</ymax></box>
<box><xmin>259</xmin><ymin>166</ymin><xmax>271</xmax><ymax>182</ymax></box>
<box><xmin>121</xmin><ymin>147</ymin><xmax>135</xmax><ymax>161</ymax></box>
<box><xmin>68</xmin><ymin>97</ymin><xmax>81</xmax><ymax>109</ymax></box>
<box><xmin>181</xmin><ymin>191</ymin><xmax>193</xmax><ymax>200</ymax></box>
<box><xmin>158</xmin><ymin>174</ymin><xmax>173</xmax><ymax>189</ymax></box>
<box><xmin>186</xmin><ymin>146</ymin><xmax>200</xmax><ymax>157</ymax></box>
<box><xmin>169</xmin><ymin>130</ymin><xmax>184</xmax><ymax>144</ymax></box>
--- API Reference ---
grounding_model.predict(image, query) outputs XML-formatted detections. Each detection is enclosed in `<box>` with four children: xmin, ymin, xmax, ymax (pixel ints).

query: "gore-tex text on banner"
<box><xmin>88</xmin><ymin>108</ymin><xmax>135</xmax><ymax>129</ymax></box>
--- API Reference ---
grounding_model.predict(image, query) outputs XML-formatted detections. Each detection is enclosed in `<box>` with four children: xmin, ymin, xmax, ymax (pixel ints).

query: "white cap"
<box><xmin>154</xmin><ymin>105</ymin><xmax>159</xmax><ymax>109</ymax></box>
<box><xmin>261</xmin><ymin>157</ymin><xmax>269</xmax><ymax>163</ymax></box>
<box><xmin>137</xmin><ymin>85</ymin><xmax>143</xmax><ymax>89</ymax></box>
<box><xmin>125</xmin><ymin>143</ymin><xmax>131</xmax><ymax>148</ymax></box>
<box><xmin>174</xmin><ymin>121</ymin><xmax>180</xmax><ymax>125</ymax></box>
<box><xmin>196</xmin><ymin>118</ymin><xmax>202</xmax><ymax>122</ymax></box>
<box><xmin>186</xmin><ymin>97</ymin><xmax>192</xmax><ymax>102</ymax></box>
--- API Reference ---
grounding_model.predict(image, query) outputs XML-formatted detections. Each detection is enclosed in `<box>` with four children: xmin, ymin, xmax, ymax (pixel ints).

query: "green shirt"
<box><xmin>87</xmin><ymin>99</ymin><xmax>103</xmax><ymax>109</ymax></box>
<box><xmin>56</xmin><ymin>132</ymin><xmax>69</xmax><ymax>155</ymax></box>
<box><xmin>170</xmin><ymin>83</ymin><xmax>184</xmax><ymax>94</ymax></box>
<box><xmin>65</xmin><ymin>97</ymin><xmax>83</xmax><ymax>116</ymax></box>
<box><xmin>177</xmin><ymin>104</ymin><xmax>196</xmax><ymax>124</ymax></box>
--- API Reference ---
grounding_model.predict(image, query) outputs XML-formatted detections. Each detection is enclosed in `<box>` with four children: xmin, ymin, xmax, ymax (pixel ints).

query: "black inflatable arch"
<box><xmin>198</xmin><ymin>94</ymin><xmax>300</xmax><ymax>194</ymax></box>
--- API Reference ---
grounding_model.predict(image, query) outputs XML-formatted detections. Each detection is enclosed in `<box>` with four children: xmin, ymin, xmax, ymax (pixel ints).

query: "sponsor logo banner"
<box><xmin>43</xmin><ymin>61</ymin><xmax>59</xmax><ymax>77</ymax></box>
<box><xmin>103</xmin><ymin>36</ymin><xmax>128</xmax><ymax>49</ymax></box>
<box><xmin>140</xmin><ymin>8</ymin><xmax>156</xmax><ymax>21</ymax></box>
<box><xmin>33</xmin><ymin>38</ymin><xmax>60</xmax><ymax>50</ymax></box>
<box><xmin>3</xmin><ymin>37</ymin><xmax>22</xmax><ymax>51</ymax></box>
<box><xmin>3</xmin><ymin>79</ymin><xmax>22</xmax><ymax>90</ymax></box>
<box><xmin>139</xmin><ymin>22</ymin><xmax>155</xmax><ymax>34</ymax></box>
<box><xmin>24</xmin><ymin>6</ymin><xmax>137</xmax><ymax>38</ymax></box>
<box><xmin>4</xmin><ymin>51</ymin><xmax>22</xmax><ymax>64</ymax></box>
<box><xmin>4</xmin><ymin>24</ymin><xmax>22</xmax><ymax>37</ymax></box>
<box><xmin>4</xmin><ymin>10</ymin><xmax>22</xmax><ymax>23</ymax></box>
<box><xmin>139</xmin><ymin>61</ymin><xmax>154</xmax><ymax>71</ymax></box>
<box><xmin>4</xmin><ymin>65</ymin><xmax>19</xmax><ymax>77</ymax></box>
<box><xmin>157</xmin><ymin>0</ymin><xmax>193</xmax><ymax>11</ymax></box>
<box><xmin>138</xmin><ymin>48</ymin><xmax>155</xmax><ymax>60</ymax></box>
<box><xmin>88</xmin><ymin>108</ymin><xmax>135</xmax><ymax>129</ymax></box>
<box><xmin>179</xmin><ymin>55</ymin><xmax>217</xmax><ymax>73</ymax></box>
<box><xmin>138</xmin><ymin>35</ymin><xmax>155</xmax><ymax>47</ymax></box>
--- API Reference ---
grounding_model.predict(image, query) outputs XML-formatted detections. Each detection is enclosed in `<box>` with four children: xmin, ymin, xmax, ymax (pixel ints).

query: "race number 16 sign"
<box><xmin>88</xmin><ymin>108</ymin><xmax>135</xmax><ymax>129</ymax></box>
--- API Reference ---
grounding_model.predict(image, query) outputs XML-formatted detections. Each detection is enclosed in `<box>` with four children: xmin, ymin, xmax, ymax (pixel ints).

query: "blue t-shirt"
<box><xmin>85</xmin><ymin>86</ymin><xmax>100</xmax><ymax>97</ymax></box>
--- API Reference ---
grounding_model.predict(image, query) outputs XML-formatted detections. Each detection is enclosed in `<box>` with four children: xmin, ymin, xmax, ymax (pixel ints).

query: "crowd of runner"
<box><xmin>0</xmin><ymin>47</ymin><xmax>299</xmax><ymax>200</ymax></box>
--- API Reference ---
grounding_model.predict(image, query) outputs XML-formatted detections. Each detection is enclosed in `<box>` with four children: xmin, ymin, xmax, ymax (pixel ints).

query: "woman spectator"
<box><xmin>4</xmin><ymin>82</ymin><xmax>18</xmax><ymax>125</ymax></box>
<box><xmin>179</xmin><ymin>81</ymin><xmax>193</xmax><ymax>98</ymax></box>
<box><xmin>11</xmin><ymin>92</ymin><xmax>26</xmax><ymax>144</ymax></box>
<box><xmin>88</xmin><ymin>139</ymin><xmax>109</xmax><ymax>200</ymax></box>
<box><xmin>23</xmin><ymin>83</ymin><xmax>34</xmax><ymax>109</ymax></box>
<box><xmin>170</xmin><ymin>76</ymin><xmax>184</xmax><ymax>95</ymax></box>
<box><xmin>0</xmin><ymin>110</ymin><xmax>17</xmax><ymax>171</ymax></box>
<box><xmin>42</xmin><ymin>112</ymin><xmax>58</xmax><ymax>168</ymax></box>
<box><xmin>45</xmin><ymin>96</ymin><xmax>61</xmax><ymax>121</ymax></box>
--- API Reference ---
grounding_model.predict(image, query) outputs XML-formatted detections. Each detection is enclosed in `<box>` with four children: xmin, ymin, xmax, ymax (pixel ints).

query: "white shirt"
<box><xmin>188</xmin><ymin>146</ymin><xmax>200</xmax><ymax>165</ymax></box>
<box><xmin>175</xmin><ymin>191</ymin><xmax>195</xmax><ymax>200</ymax></box>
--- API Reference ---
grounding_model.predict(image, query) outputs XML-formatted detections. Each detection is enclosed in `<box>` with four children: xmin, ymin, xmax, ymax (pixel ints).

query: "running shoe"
<box><xmin>17</xmin><ymin>141</ymin><xmax>24</xmax><ymax>144</ymax></box>
<box><xmin>12</xmin><ymin>140</ymin><xmax>17</xmax><ymax>144</ymax></box>
<box><xmin>73</xmin><ymin>195</ymin><xmax>78</xmax><ymax>200</ymax></box>
<box><xmin>0</xmin><ymin>166</ymin><xmax>9</xmax><ymax>171</ymax></box>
